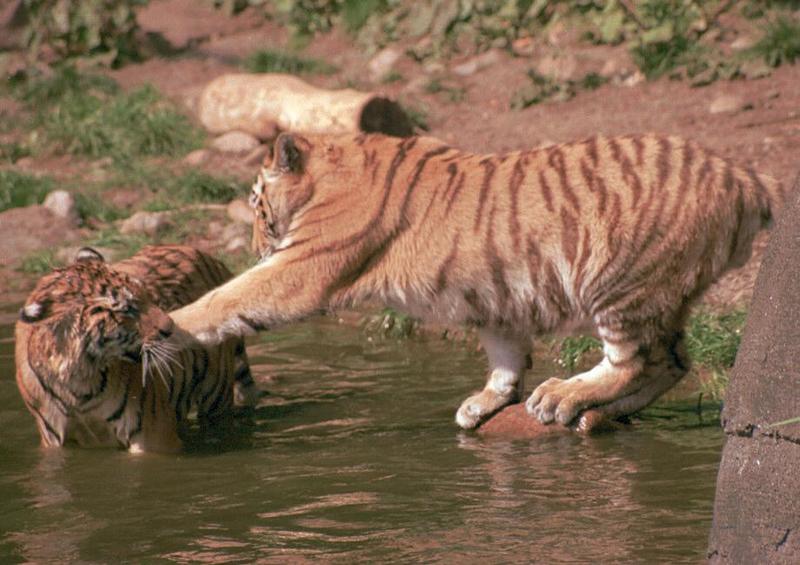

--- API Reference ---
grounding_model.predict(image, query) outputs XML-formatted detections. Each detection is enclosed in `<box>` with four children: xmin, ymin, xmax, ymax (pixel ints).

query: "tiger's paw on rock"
<box><xmin>476</xmin><ymin>404</ymin><xmax>625</xmax><ymax>439</ymax></box>
<box><xmin>455</xmin><ymin>389</ymin><xmax>516</xmax><ymax>429</ymax></box>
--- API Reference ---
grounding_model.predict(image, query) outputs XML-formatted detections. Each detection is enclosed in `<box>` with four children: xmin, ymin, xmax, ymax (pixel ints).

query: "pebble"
<box><xmin>211</xmin><ymin>131</ymin><xmax>261</xmax><ymax>154</ymax></box>
<box><xmin>42</xmin><ymin>190</ymin><xmax>80</xmax><ymax>226</ymax></box>
<box><xmin>183</xmin><ymin>148</ymin><xmax>211</xmax><ymax>166</ymax></box>
<box><xmin>452</xmin><ymin>49</ymin><xmax>503</xmax><ymax>77</ymax></box>
<box><xmin>709</xmin><ymin>94</ymin><xmax>746</xmax><ymax>114</ymax></box>
<box><xmin>227</xmin><ymin>199</ymin><xmax>254</xmax><ymax>225</ymax></box>
<box><xmin>119</xmin><ymin>211</ymin><xmax>172</xmax><ymax>236</ymax></box>
<box><xmin>368</xmin><ymin>46</ymin><xmax>403</xmax><ymax>82</ymax></box>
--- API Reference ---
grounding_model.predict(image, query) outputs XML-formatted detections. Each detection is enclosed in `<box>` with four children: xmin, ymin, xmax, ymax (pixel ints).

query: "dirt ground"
<box><xmin>2</xmin><ymin>0</ymin><xmax>800</xmax><ymax>308</ymax></box>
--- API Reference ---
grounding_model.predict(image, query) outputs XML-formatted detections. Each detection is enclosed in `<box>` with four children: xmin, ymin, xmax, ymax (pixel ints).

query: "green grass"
<box><xmin>0</xmin><ymin>141</ymin><xmax>31</xmax><ymax>164</ymax></box>
<box><xmin>139</xmin><ymin>168</ymin><xmax>246</xmax><ymax>211</ymax></box>
<box><xmin>10</xmin><ymin>68</ymin><xmax>203</xmax><ymax>163</ymax></box>
<box><xmin>363</xmin><ymin>308</ymin><xmax>418</xmax><ymax>339</ymax></box>
<box><xmin>556</xmin><ymin>335</ymin><xmax>602</xmax><ymax>371</ymax></box>
<box><xmin>243</xmin><ymin>49</ymin><xmax>338</xmax><ymax>75</ymax></box>
<box><xmin>41</xmin><ymin>84</ymin><xmax>202</xmax><ymax>161</ymax></box>
<box><xmin>17</xmin><ymin>249</ymin><xmax>63</xmax><ymax>275</ymax></box>
<box><xmin>81</xmin><ymin>228</ymin><xmax>149</xmax><ymax>260</ymax></box>
<box><xmin>686</xmin><ymin>310</ymin><xmax>746</xmax><ymax>371</ymax></box>
<box><xmin>750</xmin><ymin>15</ymin><xmax>800</xmax><ymax>67</ymax></box>
<box><xmin>0</xmin><ymin>170</ymin><xmax>53</xmax><ymax>212</ymax></box>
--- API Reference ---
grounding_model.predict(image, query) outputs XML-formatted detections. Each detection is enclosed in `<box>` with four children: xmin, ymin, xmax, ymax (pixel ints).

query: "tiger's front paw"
<box><xmin>456</xmin><ymin>389</ymin><xmax>515</xmax><ymax>430</ymax></box>
<box><xmin>525</xmin><ymin>377</ymin><xmax>586</xmax><ymax>426</ymax></box>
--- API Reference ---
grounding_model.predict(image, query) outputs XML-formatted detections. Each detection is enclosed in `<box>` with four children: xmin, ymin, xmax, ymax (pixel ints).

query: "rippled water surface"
<box><xmin>0</xmin><ymin>300</ymin><xmax>723</xmax><ymax>563</ymax></box>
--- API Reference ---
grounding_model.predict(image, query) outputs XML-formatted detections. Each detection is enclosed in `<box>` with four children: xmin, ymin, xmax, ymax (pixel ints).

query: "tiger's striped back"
<box><xmin>165</xmin><ymin>131</ymin><xmax>787</xmax><ymax>431</ymax></box>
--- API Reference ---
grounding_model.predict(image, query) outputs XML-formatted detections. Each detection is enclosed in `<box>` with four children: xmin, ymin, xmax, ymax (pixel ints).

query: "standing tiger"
<box><xmin>15</xmin><ymin>245</ymin><xmax>259</xmax><ymax>453</ymax></box>
<box><xmin>156</xmin><ymin>132</ymin><xmax>786</xmax><ymax>431</ymax></box>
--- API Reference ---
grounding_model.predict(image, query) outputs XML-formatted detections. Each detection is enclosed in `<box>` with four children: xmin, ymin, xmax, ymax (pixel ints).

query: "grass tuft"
<box><xmin>243</xmin><ymin>49</ymin><xmax>338</xmax><ymax>75</ymax></box>
<box><xmin>686</xmin><ymin>310</ymin><xmax>746</xmax><ymax>371</ymax></box>
<box><xmin>17</xmin><ymin>250</ymin><xmax>63</xmax><ymax>275</ymax></box>
<box><xmin>750</xmin><ymin>15</ymin><xmax>800</xmax><ymax>67</ymax></box>
<box><xmin>0</xmin><ymin>170</ymin><xmax>53</xmax><ymax>212</ymax></box>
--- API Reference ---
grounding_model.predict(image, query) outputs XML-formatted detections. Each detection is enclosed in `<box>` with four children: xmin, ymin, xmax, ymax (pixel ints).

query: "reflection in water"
<box><xmin>0</xmin><ymin>313</ymin><xmax>722</xmax><ymax>563</ymax></box>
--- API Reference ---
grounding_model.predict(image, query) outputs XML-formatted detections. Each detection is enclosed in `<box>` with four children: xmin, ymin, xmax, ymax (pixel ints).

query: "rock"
<box><xmin>511</xmin><ymin>37</ymin><xmax>535</xmax><ymax>57</ymax></box>
<box><xmin>477</xmin><ymin>404</ymin><xmax>569</xmax><ymax>439</ymax></box>
<box><xmin>368</xmin><ymin>46</ymin><xmax>403</xmax><ymax>82</ymax></box>
<box><xmin>227</xmin><ymin>199</ymin><xmax>253</xmax><ymax>225</ymax></box>
<box><xmin>451</xmin><ymin>49</ymin><xmax>503</xmax><ymax>77</ymax></box>
<box><xmin>221</xmin><ymin>222</ymin><xmax>249</xmax><ymax>244</ymax></box>
<box><xmin>477</xmin><ymin>404</ymin><xmax>625</xmax><ymax>439</ymax></box>
<box><xmin>243</xmin><ymin>144</ymin><xmax>270</xmax><ymax>166</ymax></box>
<box><xmin>622</xmin><ymin>70</ymin><xmax>645</xmax><ymax>87</ymax></box>
<box><xmin>206</xmin><ymin>220</ymin><xmax>224</xmax><ymax>239</ymax></box>
<box><xmin>118</xmin><ymin>211</ymin><xmax>171</xmax><ymax>236</ymax></box>
<box><xmin>534</xmin><ymin>51</ymin><xmax>577</xmax><ymax>82</ymax></box>
<box><xmin>183</xmin><ymin>148</ymin><xmax>211</xmax><ymax>166</ymax></box>
<box><xmin>730</xmin><ymin>35</ymin><xmax>756</xmax><ymax>51</ymax></box>
<box><xmin>0</xmin><ymin>205</ymin><xmax>81</xmax><ymax>266</ymax></box>
<box><xmin>709</xmin><ymin>94</ymin><xmax>747</xmax><ymax>114</ymax></box>
<box><xmin>42</xmin><ymin>190</ymin><xmax>80</xmax><ymax>226</ymax></box>
<box><xmin>211</xmin><ymin>131</ymin><xmax>261</xmax><ymax>154</ymax></box>
<box><xmin>708</xmin><ymin>179</ymin><xmax>800</xmax><ymax>562</ymax></box>
<box><xmin>225</xmin><ymin>236</ymin><xmax>249</xmax><ymax>253</ymax></box>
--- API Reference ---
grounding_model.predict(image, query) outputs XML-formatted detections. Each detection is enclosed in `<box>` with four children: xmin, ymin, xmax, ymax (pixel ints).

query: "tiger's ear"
<box><xmin>74</xmin><ymin>247</ymin><xmax>105</xmax><ymax>263</ymax></box>
<box><xmin>274</xmin><ymin>133</ymin><xmax>309</xmax><ymax>173</ymax></box>
<box><xmin>19</xmin><ymin>299</ymin><xmax>52</xmax><ymax>323</ymax></box>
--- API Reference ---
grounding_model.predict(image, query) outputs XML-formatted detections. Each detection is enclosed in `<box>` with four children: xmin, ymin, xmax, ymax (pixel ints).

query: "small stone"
<box><xmin>183</xmin><ymin>148</ymin><xmax>211</xmax><ymax>166</ymax></box>
<box><xmin>225</xmin><ymin>236</ymin><xmax>249</xmax><ymax>253</ymax></box>
<box><xmin>243</xmin><ymin>144</ymin><xmax>270</xmax><ymax>166</ymax></box>
<box><xmin>119</xmin><ymin>211</ymin><xmax>171</xmax><ymax>236</ymax></box>
<box><xmin>227</xmin><ymin>199</ymin><xmax>253</xmax><ymax>225</ymax></box>
<box><xmin>709</xmin><ymin>94</ymin><xmax>746</xmax><ymax>114</ymax></box>
<box><xmin>511</xmin><ymin>37</ymin><xmax>535</xmax><ymax>57</ymax></box>
<box><xmin>368</xmin><ymin>47</ymin><xmax>403</xmax><ymax>82</ymax></box>
<box><xmin>452</xmin><ymin>49</ymin><xmax>503</xmax><ymax>77</ymax></box>
<box><xmin>534</xmin><ymin>52</ymin><xmax>577</xmax><ymax>82</ymax></box>
<box><xmin>211</xmin><ymin>131</ymin><xmax>261</xmax><ymax>154</ymax></box>
<box><xmin>622</xmin><ymin>70</ymin><xmax>645</xmax><ymax>87</ymax></box>
<box><xmin>730</xmin><ymin>36</ymin><xmax>756</xmax><ymax>51</ymax></box>
<box><xmin>219</xmin><ymin>223</ymin><xmax>250</xmax><ymax>244</ymax></box>
<box><xmin>43</xmin><ymin>190</ymin><xmax>80</xmax><ymax>226</ymax></box>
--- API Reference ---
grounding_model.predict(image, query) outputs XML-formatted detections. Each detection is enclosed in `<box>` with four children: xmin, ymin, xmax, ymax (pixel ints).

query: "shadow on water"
<box><xmin>0</xmin><ymin>305</ymin><xmax>723</xmax><ymax>563</ymax></box>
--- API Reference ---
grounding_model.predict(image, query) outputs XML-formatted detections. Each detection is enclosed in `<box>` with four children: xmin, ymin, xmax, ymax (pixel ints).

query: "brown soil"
<box><xmin>2</xmin><ymin>0</ymin><xmax>799</xmax><ymax>308</ymax></box>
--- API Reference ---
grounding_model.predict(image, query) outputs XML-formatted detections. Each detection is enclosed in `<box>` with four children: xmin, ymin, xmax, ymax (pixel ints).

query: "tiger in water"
<box><xmin>15</xmin><ymin>245</ymin><xmax>258</xmax><ymax>453</ymax></box>
<box><xmin>153</xmin><ymin>132</ymin><xmax>785</xmax><ymax>431</ymax></box>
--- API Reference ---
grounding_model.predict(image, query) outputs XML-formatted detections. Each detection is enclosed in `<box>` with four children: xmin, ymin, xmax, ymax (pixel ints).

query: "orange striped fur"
<box><xmin>15</xmin><ymin>245</ymin><xmax>258</xmax><ymax>452</ymax></box>
<box><xmin>166</xmin><ymin>132</ymin><xmax>786</xmax><ymax>430</ymax></box>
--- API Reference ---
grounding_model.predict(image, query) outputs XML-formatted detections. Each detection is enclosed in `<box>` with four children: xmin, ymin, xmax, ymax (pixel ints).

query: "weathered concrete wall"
<box><xmin>708</xmin><ymin>185</ymin><xmax>800</xmax><ymax>563</ymax></box>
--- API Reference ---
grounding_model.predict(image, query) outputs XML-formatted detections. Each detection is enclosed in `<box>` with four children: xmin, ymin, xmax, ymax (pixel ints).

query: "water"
<box><xmin>0</xmin><ymin>301</ymin><xmax>722</xmax><ymax>563</ymax></box>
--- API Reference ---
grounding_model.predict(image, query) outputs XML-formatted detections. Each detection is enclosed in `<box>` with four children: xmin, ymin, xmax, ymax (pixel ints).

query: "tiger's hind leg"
<box><xmin>456</xmin><ymin>328</ymin><xmax>531</xmax><ymax>430</ymax></box>
<box><xmin>526</xmin><ymin>309</ymin><xmax>690</xmax><ymax>426</ymax></box>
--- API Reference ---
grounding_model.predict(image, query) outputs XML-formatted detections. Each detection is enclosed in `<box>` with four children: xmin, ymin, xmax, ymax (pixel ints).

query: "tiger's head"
<box><xmin>18</xmin><ymin>248</ymin><xmax>175</xmax><ymax>394</ymax></box>
<box><xmin>249</xmin><ymin>133</ymin><xmax>345</xmax><ymax>259</ymax></box>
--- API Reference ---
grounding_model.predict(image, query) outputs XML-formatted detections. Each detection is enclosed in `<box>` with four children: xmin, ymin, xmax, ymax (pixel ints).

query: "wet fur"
<box><xmin>15</xmin><ymin>245</ymin><xmax>258</xmax><ymax>453</ymax></box>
